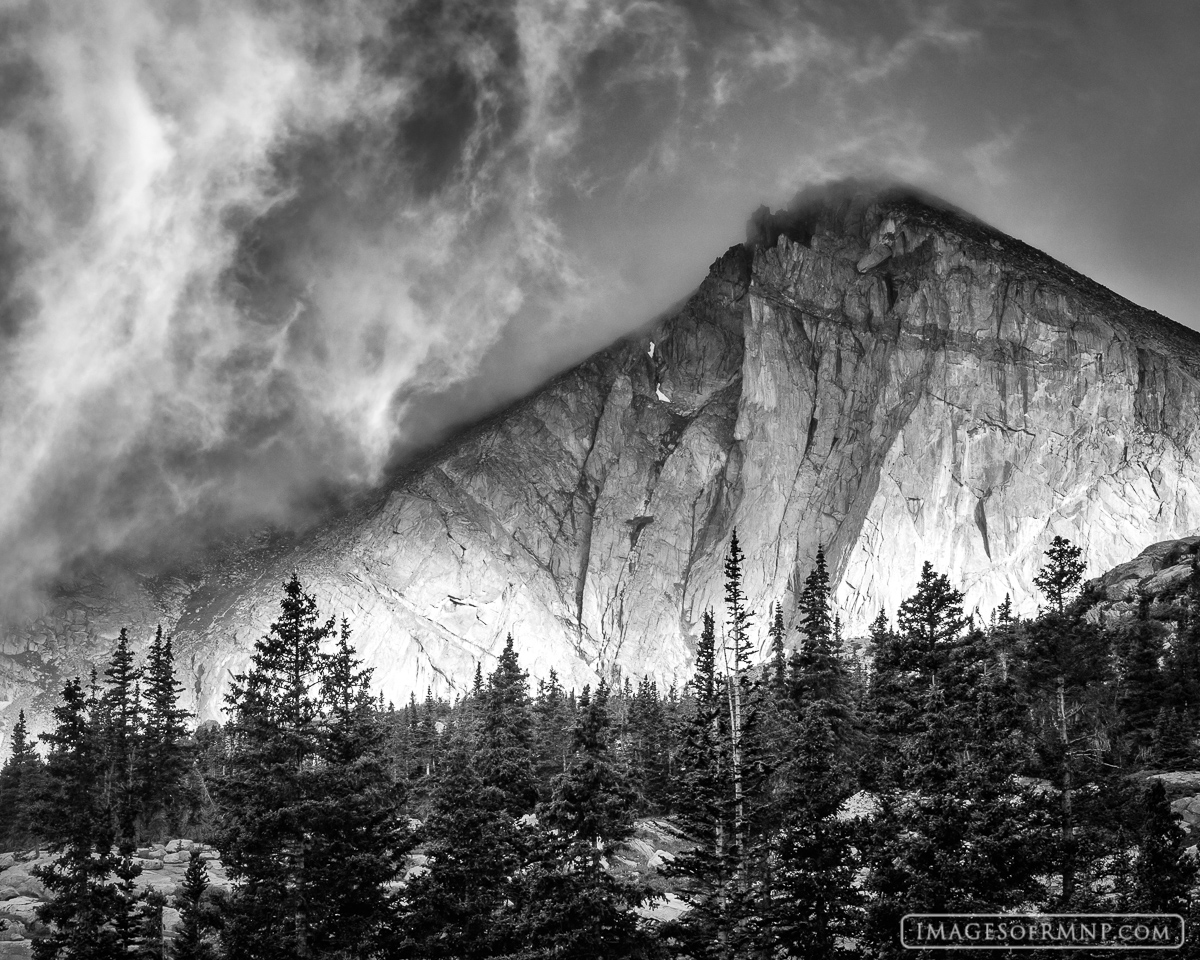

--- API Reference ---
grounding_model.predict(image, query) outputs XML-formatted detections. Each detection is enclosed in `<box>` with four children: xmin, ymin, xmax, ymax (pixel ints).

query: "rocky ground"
<box><xmin>0</xmin><ymin>838</ymin><xmax>226</xmax><ymax>957</ymax></box>
<box><xmin>0</xmin><ymin>821</ymin><xmax>693</xmax><ymax>953</ymax></box>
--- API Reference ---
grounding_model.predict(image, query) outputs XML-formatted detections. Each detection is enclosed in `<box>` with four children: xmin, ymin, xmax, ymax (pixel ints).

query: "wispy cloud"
<box><xmin>1</xmin><ymin>0</ymin><xmax>1188</xmax><ymax>610</ymax></box>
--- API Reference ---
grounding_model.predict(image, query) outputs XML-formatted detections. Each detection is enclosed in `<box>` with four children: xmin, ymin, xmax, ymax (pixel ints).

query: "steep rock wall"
<box><xmin>4</xmin><ymin>183</ymin><xmax>1200</xmax><ymax>732</ymax></box>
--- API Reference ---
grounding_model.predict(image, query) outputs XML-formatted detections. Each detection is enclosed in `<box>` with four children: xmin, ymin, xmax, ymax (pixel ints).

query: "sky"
<box><xmin>0</xmin><ymin>0</ymin><xmax>1198</xmax><ymax>609</ymax></box>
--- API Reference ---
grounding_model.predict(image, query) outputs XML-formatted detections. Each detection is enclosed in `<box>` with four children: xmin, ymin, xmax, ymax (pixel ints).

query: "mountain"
<box><xmin>5</xmin><ymin>179</ymin><xmax>1200</xmax><ymax>735</ymax></box>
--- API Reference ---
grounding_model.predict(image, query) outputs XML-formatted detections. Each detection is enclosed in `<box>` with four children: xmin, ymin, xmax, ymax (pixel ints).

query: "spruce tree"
<box><xmin>33</xmin><ymin>676</ymin><xmax>146</xmax><ymax>960</ymax></box>
<box><xmin>478</xmin><ymin>634</ymin><xmax>538</xmax><ymax>813</ymax></box>
<box><xmin>506</xmin><ymin>686</ymin><xmax>659</xmax><ymax>957</ymax></box>
<box><xmin>138</xmin><ymin>626</ymin><xmax>191</xmax><ymax>837</ymax></box>
<box><xmin>1022</xmin><ymin>590</ymin><xmax>1118</xmax><ymax>908</ymax></box>
<box><xmin>305</xmin><ymin>619</ymin><xmax>410</xmax><ymax>955</ymax></box>
<box><xmin>895</xmin><ymin>561</ymin><xmax>968</xmax><ymax>677</ymax></box>
<box><xmin>396</xmin><ymin>714</ymin><xmax>531</xmax><ymax>957</ymax></box>
<box><xmin>762</xmin><ymin>704</ymin><xmax>859</xmax><ymax>959</ymax></box>
<box><xmin>0</xmin><ymin>710</ymin><xmax>45</xmax><ymax>850</ymax></box>
<box><xmin>1034</xmin><ymin>535</ymin><xmax>1087</xmax><ymax>613</ymax></box>
<box><xmin>665</xmin><ymin>610</ymin><xmax>735</xmax><ymax>957</ymax></box>
<box><xmin>173</xmin><ymin>851</ymin><xmax>220</xmax><ymax>960</ymax></box>
<box><xmin>791</xmin><ymin>549</ymin><xmax>855</xmax><ymax>749</ymax></box>
<box><xmin>1114</xmin><ymin>617</ymin><xmax>1167</xmax><ymax>758</ymax></box>
<box><xmin>1134</xmin><ymin>780</ymin><xmax>1196</xmax><ymax>913</ymax></box>
<box><xmin>217</xmin><ymin>574</ymin><xmax>328</xmax><ymax>957</ymax></box>
<box><xmin>1154</xmin><ymin>707</ymin><xmax>1198</xmax><ymax>768</ymax></box>
<box><xmin>532</xmin><ymin>668</ymin><xmax>573</xmax><ymax>789</ymax></box>
<box><xmin>102</xmin><ymin>628</ymin><xmax>141</xmax><ymax>841</ymax></box>
<box><xmin>768</xmin><ymin>602</ymin><xmax>787</xmax><ymax>697</ymax></box>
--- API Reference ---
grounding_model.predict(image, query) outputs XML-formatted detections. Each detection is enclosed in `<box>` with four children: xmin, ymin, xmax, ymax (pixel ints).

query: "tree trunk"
<box><xmin>1057</xmin><ymin>675</ymin><xmax>1076</xmax><ymax>906</ymax></box>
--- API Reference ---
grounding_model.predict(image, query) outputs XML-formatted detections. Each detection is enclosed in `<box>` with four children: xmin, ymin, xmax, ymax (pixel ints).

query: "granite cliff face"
<box><xmin>5</xmin><ymin>181</ymin><xmax>1200</xmax><ymax>733</ymax></box>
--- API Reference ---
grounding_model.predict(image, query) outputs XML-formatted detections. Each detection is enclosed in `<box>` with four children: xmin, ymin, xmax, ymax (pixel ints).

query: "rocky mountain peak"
<box><xmin>4</xmin><ymin>182</ymin><xmax>1200</xmax><ymax>740</ymax></box>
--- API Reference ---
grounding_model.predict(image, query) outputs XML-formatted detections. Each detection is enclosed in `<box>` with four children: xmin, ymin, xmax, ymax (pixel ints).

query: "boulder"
<box><xmin>9</xmin><ymin>879</ymin><xmax>43</xmax><ymax>901</ymax></box>
<box><xmin>162</xmin><ymin>907</ymin><xmax>183</xmax><ymax>934</ymax></box>
<box><xmin>0</xmin><ymin>898</ymin><xmax>40</xmax><ymax>929</ymax></box>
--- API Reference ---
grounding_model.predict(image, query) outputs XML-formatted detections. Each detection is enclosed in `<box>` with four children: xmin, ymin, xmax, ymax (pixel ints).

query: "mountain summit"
<box><xmin>5</xmin><ymin>180</ymin><xmax>1200</xmax><ymax>727</ymax></box>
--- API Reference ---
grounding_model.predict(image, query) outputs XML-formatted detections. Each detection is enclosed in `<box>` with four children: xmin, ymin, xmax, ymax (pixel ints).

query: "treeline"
<box><xmin>3</xmin><ymin>535</ymin><xmax>1200</xmax><ymax>958</ymax></box>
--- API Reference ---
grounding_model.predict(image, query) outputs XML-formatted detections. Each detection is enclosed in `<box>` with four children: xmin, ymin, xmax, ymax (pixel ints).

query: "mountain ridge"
<box><xmin>4</xmin><ymin>179</ymin><xmax>1200</xmax><ymax>739</ymax></box>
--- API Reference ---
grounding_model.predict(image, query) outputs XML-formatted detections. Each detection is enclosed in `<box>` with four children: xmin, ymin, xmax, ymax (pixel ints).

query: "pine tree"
<box><xmin>172</xmin><ymin>851</ymin><xmax>220</xmax><ymax>960</ymax></box>
<box><xmin>214</xmin><ymin>574</ymin><xmax>337</xmax><ymax>959</ymax></box>
<box><xmin>895</xmin><ymin>561</ymin><xmax>968</xmax><ymax>677</ymax></box>
<box><xmin>768</xmin><ymin>602</ymin><xmax>787</xmax><ymax>698</ymax></box>
<box><xmin>478</xmin><ymin>634</ymin><xmax>538</xmax><ymax>814</ymax></box>
<box><xmin>395</xmin><ymin>721</ymin><xmax>531</xmax><ymax>957</ymax></box>
<box><xmin>137</xmin><ymin>626</ymin><xmax>191</xmax><ymax>838</ymax></box>
<box><xmin>791</xmin><ymin>548</ymin><xmax>854</xmax><ymax>749</ymax></box>
<box><xmin>1116</xmin><ymin>617</ymin><xmax>1167</xmax><ymax>758</ymax></box>
<box><xmin>1022</xmin><ymin>595</ymin><xmax>1116</xmax><ymax>908</ymax></box>
<box><xmin>305</xmin><ymin>619</ymin><xmax>410</xmax><ymax>956</ymax></box>
<box><xmin>665</xmin><ymin>610</ymin><xmax>734</xmax><ymax>957</ymax></box>
<box><xmin>720</xmin><ymin>531</ymin><xmax>756</xmax><ymax>915</ymax></box>
<box><xmin>762</xmin><ymin>704</ymin><xmax>859</xmax><ymax>959</ymax></box>
<box><xmin>1154</xmin><ymin>707</ymin><xmax>1198</xmax><ymax>768</ymax></box>
<box><xmin>626</xmin><ymin>677</ymin><xmax>669</xmax><ymax>811</ymax></box>
<box><xmin>533</xmin><ymin>668</ymin><xmax>573</xmax><ymax>789</ymax></box>
<box><xmin>864</xmin><ymin>649</ymin><xmax>1050</xmax><ymax>953</ymax></box>
<box><xmin>0</xmin><ymin>710</ymin><xmax>45</xmax><ymax>850</ymax></box>
<box><xmin>1033</xmin><ymin>535</ymin><xmax>1087</xmax><ymax>613</ymax></box>
<box><xmin>102</xmin><ymin>628</ymin><xmax>141</xmax><ymax>840</ymax></box>
<box><xmin>1134</xmin><ymin>780</ymin><xmax>1196</xmax><ymax>913</ymax></box>
<box><xmin>504</xmin><ymin>686</ymin><xmax>658</xmax><ymax>957</ymax></box>
<box><xmin>33</xmin><ymin>676</ymin><xmax>147</xmax><ymax>960</ymax></box>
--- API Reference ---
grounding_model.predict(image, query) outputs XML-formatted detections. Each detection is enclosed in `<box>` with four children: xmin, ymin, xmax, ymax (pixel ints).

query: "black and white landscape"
<box><xmin>2</xmin><ymin>2</ymin><xmax>1200</xmax><ymax>959</ymax></box>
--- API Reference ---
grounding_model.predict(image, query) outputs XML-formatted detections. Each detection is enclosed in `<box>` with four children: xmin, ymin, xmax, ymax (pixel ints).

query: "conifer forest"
<box><xmin>2</xmin><ymin>534</ymin><xmax>1199</xmax><ymax>959</ymax></box>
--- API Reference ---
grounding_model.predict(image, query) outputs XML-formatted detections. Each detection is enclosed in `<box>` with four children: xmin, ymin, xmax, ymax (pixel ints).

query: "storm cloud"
<box><xmin>0</xmin><ymin>0</ymin><xmax>1196</xmax><ymax>609</ymax></box>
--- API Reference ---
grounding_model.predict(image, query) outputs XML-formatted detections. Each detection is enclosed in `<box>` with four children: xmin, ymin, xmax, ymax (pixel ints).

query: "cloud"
<box><xmin>4</xmin><ymin>0</ymin><xmax>1183</xmax><ymax>613</ymax></box>
<box><xmin>0</xmin><ymin>0</ymin><xmax>596</xmax><ymax>609</ymax></box>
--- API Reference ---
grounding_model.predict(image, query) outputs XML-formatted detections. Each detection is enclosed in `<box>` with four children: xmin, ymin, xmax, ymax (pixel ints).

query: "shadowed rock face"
<box><xmin>5</xmin><ymin>180</ymin><xmax>1200</xmax><ymax>734</ymax></box>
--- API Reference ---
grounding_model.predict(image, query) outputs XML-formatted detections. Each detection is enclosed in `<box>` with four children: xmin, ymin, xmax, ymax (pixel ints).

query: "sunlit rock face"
<box><xmin>6</xmin><ymin>180</ymin><xmax>1200</xmax><ymax>730</ymax></box>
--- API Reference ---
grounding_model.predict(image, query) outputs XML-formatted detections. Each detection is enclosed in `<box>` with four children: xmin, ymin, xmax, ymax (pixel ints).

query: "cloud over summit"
<box><xmin>0</xmin><ymin>0</ymin><xmax>1196</xmax><ymax>609</ymax></box>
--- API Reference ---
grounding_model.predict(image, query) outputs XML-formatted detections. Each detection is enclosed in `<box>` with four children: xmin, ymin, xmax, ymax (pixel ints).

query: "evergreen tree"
<box><xmin>137</xmin><ymin>626</ymin><xmax>191</xmax><ymax>838</ymax></box>
<box><xmin>665</xmin><ymin>610</ymin><xmax>734</xmax><ymax>958</ymax></box>
<box><xmin>864</xmin><ymin>650</ymin><xmax>1050</xmax><ymax>954</ymax></box>
<box><xmin>1134</xmin><ymin>780</ymin><xmax>1196</xmax><ymax>913</ymax></box>
<box><xmin>864</xmin><ymin>566</ymin><xmax>966</xmax><ymax>790</ymax></box>
<box><xmin>761</xmin><ymin>704</ymin><xmax>859</xmax><ymax>960</ymax></box>
<box><xmin>0</xmin><ymin>710</ymin><xmax>45</xmax><ymax>850</ymax></box>
<box><xmin>33</xmin><ymin>676</ymin><xmax>147</xmax><ymax>960</ymax></box>
<box><xmin>217</xmin><ymin>575</ymin><xmax>406</xmax><ymax>959</ymax></box>
<box><xmin>1115</xmin><ymin>617</ymin><xmax>1167</xmax><ymax>758</ymax></box>
<box><xmin>478</xmin><ymin>634</ymin><xmax>539</xmax><ymax>813</ymax></box>
<box><xmin>1154</xmin><ymin>707</ymin><xmax>1198</xmax><ymax>768</ymax></box>
<box><xmin>532</xmin><ymin>668</ymin><xmax>573</xmax><ymax>789</ymax></box>
<box><xmin>1033</xmin><ymin>535</ymin><xmax>1086</xmax><ymax>613</ymax></box>
<box><xmin>791</xmin><ymin>549</ymin><xmax>854</xmax><ymax>750</ymax></box>
<box><xmin>504</xmin><ymin>686</ymin><xmax>659</xmax><ymax>957</ymax></box>
<box><xmin>626</xmin><ymin>677</ymin><xmax>669</xmax><ymax>811</ymax></box>
<box><xmin>101</xmin><ymin>628</ymin><xmax>141</xmax><ymax>840</ymax></box>
<box><xmin>1022</xmin><ymin>601</ymin><xmax>1117</xmax><ymax>908</ymax></box>
<box><xmin>309</xmin><ymin>619</ymin><xmax>411</xmax><ymax>955</ymax></box>
<box><xmin>172</xmin><ymin>851</ymin><xmax>220</xmax><ymax>960</ymax></box>
<box><xmin>895</xmin><ymin>561</ymin><xmax>969</xmax><ymax>677</ymax></box>
<box><xmin>395</xmin><ymin>719</ymin><xmax>532</xmax><ymax>957</ymax></box>
<box><xmin>797</xmin><ymin>546</ymin><xmax>833</xmax><ymax>663</ymax></box>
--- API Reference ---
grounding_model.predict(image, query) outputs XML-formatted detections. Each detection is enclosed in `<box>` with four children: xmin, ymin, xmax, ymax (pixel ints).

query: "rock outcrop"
<box><xmin>5</xmin><ymin>180</ymin><xmax>1200</xmax><ymax>735</ymax></box>
<box><xmin>0</xmin><ymin>840</ymin><xmax>225</xmax><ymax>953</ymax></box>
